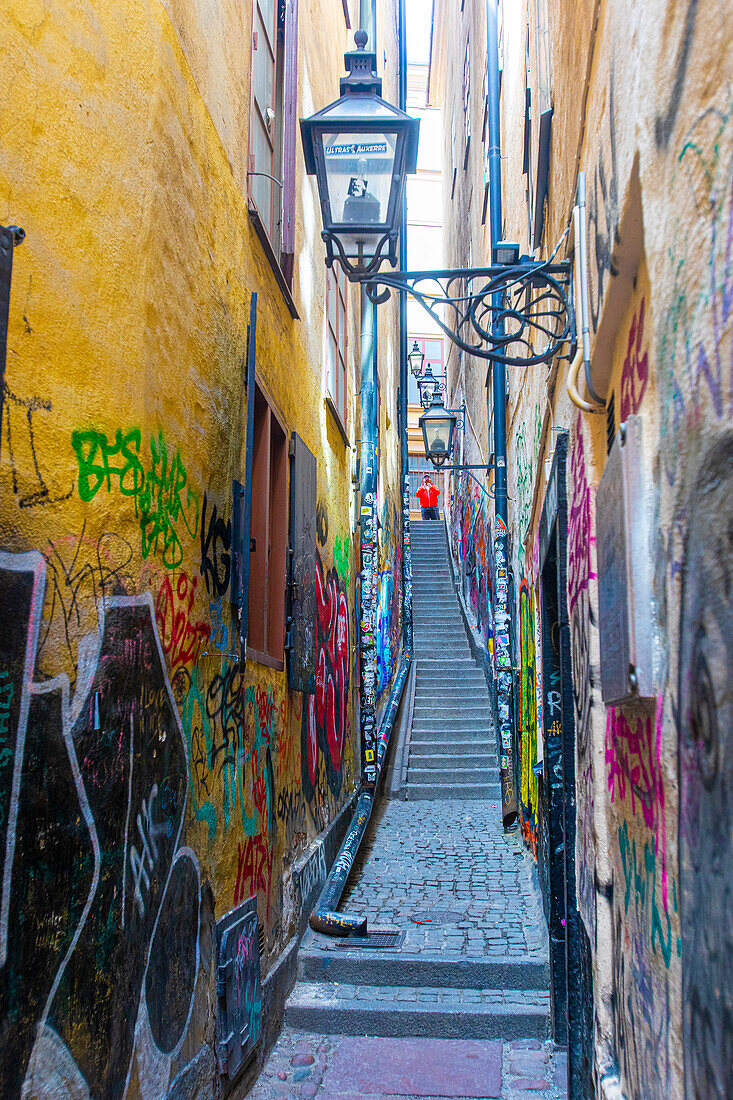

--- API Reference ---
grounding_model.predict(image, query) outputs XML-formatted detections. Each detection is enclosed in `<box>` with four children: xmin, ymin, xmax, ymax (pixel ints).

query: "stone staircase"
<box><xmin>407</xmin><ymin>520</ymin><xmax>501</xmax><ymax>800</ymax></box>
<box><xmin>280</xmin><ymin>521</ymin><xmax>550</xmax><ymax>1049</ymax></box>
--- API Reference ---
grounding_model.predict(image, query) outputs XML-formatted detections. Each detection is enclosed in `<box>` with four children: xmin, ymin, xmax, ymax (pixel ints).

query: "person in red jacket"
<box><xmin>416</xmin><ymin>473</ymin><xmax>441</xmax><ymax>519</ymax></box>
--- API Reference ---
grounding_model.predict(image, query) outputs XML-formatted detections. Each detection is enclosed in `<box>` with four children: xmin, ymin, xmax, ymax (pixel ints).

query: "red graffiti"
<box><xmin>567</xmin><ymin>414</ymin><xmax>596</xmax><ymax>616</ymax></box>
<box><xmin>234</xmin><ymin>834</ymin><xmax>274</xmax><ymax>916</ymax></box>
<box><xmin>620</xmin><ymin>297</ymin><xmax>649</xmax><ymax>420</ymax></box>
<box><xmin>605</xmin><ymin>697</ymin><xmax>668</xmax><ymax>908</ymax></box>
<box><xmin>155</xmin><ymin>572</ymin><xmax>211</xmax><ymax>669</ymax></box>
<box><xmin>250</xmin><ymin>748</ymin><xmax>268</xmax><ymax>821</ymax></box>
<box><xmin>303</xmin><ymin>555</ymin><xmax>349</xmax><ymax>796</ymax></box>
<box><xmin>254</xmin><ymin>683</ymin><xmax>283</xmax><ymax>742</ymax></box>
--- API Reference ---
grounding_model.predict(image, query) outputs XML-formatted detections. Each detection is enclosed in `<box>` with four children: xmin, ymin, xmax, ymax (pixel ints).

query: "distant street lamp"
<box><xmin>416</xmin><ymin>364</ymin><xmax>442</xmax><ymax>408</ymax></box>
<box><xmin>300</xmin><ymin>31</ymin><xmax>420</xmax><ymax>276</ymax></box>
<box><xmin>408</xmin><ymin>339</ymin><xmax>425</xmax><ymax>378</ymax></box>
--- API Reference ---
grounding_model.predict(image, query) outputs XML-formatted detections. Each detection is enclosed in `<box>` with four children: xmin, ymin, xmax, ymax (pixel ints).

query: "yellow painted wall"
<box><xmin>0</xmin><ymin>0</ymin><xmax>403</xmax><ymax>1094</ymax></box>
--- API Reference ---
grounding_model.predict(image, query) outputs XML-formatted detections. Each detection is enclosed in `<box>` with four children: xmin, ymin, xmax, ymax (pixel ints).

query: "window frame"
<box><xmin>325</xmin><ymin>264</ymin><xmax>348</xmax><ymax>435</ymax></box>
<box><xmin>248</xmin><ymin>0</ymin><xmax>299</xmax><ymax>305</ymax></box>
<box><xmin>247</xmin><ymin>381</ymin><xmax>288</xmax><ymax>668</ymax></box>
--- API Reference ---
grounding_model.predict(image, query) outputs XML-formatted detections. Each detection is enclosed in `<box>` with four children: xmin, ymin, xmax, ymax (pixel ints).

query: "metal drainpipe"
<box><xmin>398</xmin><ymin>0</ymin><xmax>413</xmax><ymax>655</ymax></box>
<box><xmin>486</xmin><ymin>0</ymin><xmax>518</xmax><ymax>828</ymax></box>
<box><xmin>359</xmin><ymin>288</ymin><xmax>378</xmax><ymax>790</ymax></box>
<box><xmin>357</xmin><ymin>0</ymin><xmax>378</xmax><ymax>791</ymax></box>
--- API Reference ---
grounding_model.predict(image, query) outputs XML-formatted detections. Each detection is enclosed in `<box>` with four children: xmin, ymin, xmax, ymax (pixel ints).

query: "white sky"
<box><xmin>406</xmin><ymin>0</ymin><xmax>433</xmax><ymax>65</ymax></box>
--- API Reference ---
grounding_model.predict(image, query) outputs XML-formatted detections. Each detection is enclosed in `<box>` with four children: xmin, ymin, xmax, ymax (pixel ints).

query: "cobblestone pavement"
<box><xmin>246</xmin><ymin>1027</ymin><xmax>568</xmax><ymax>1099</ymax></box>
<box><xmin>330</xmin><ymin>798</ymin><xmax>547</xmax><ymax>958</ymax></box>
<box><xmin>246</xmin><ymin>798</ymin><xmax>566</xmax><ymax>1098</ymax></box>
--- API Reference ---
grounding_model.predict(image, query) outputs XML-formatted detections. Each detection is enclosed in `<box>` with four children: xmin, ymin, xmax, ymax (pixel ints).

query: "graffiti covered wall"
<box><xmin>0</xmin><ymin>0</ymin><xmax>405</xmax><ymax>1091</ymax></box>
<box><xmin>434</xmin><ymin>0</ymin><xmax>733</xmax><ymax>1094</ymax></box>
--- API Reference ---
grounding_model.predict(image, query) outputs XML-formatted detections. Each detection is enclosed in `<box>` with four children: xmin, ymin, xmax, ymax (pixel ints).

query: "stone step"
<box><xmin>412</xmin><ymin>702</ymin><xmax>490</xmax><ymax>715</ymax></box>
<box><xmin>411</xmin><ymin>752</ymin><xmax>499</xmax><ymax>769</ymax></box>
<box><xmin>297</xmin><ymin>942</ymin><xmax>549</xmax><ymax>991</ymax></box>
<box><xmin>410</xmin><ymin>721</ymin><xmax>492</xmax><ymax>733</ymax></box>
<box><xmin>411</xmin><ymin>699</ymin><xmax>490</xmax><ymax>717</ymax></box>
<box><xmin>405</xmin><ymin>781</ymin><xmax>502</xmax><ymax>800</ymax></box>
<box><xmin>409</xmin><ymin>739</ymin><xmax>496</xmax><ymax>755</ymax></box>
<box><xmin>413</xmin><ymin>671</ymin><xmax>481</xmax><ymax>680</ymax></box>
<box><xmin>413</xmin><ymin>630</ymin><xmax>467</xmax><ymax>641</ymax></box>
<box><xmin>410</xmin><ymin>724</ymin><xmax>492</xmax><ymax>739</ymax></box>
<box><xmin>408</xmin><ymin>766</ymin><xmax>497</xmax><ymax>784</ymax></box>
<box><xmin>413</xmin><ymin>677</ymin><xmax>488</xmax><ymax>686</ymax></box>
<box><xmin>412</xmin><ymin>618</ymin><xmax>465</xmax><ymax>629</ymax></box>
<box><xmin>285</xmin><ymin>981</ymin><xmax>549</xmax><ymax>1039</ymax></box>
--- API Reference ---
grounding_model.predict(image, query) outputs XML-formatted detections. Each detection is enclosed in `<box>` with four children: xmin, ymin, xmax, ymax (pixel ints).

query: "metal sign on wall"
<box><xmin>215</xmin><ymin>897</ymin><xmax>262</xmax><ymax>1079</ymax></box>
<box><xmin>596</xmin><ymin>415</ymin><xmax>655</xmax><ymax>704</ymax></box>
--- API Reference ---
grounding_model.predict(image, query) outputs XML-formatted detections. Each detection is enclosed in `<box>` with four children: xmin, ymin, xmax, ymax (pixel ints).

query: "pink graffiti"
<box><xmin>620</xmin><ymin>297</ymin><xmax>649</xmax><ymax>420</ymax></box>
<box><xmin>605</xmin><ymin>696</ymin><xmax>668</xmax><ymax>910</ymax></box>
<box><xmin>567</xmin><ymin>414</ymin><xmax>596</xmax><ymax>615</ymax></box>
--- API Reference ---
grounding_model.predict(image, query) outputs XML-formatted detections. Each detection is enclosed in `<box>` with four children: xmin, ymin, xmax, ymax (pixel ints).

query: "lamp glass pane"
<box><xmin>322</xmin><ymin>130</ymin><xmax>397</xmax><ymax>228</ymax></box>
<box><xmin>422</xmin><ymin>415</ymin><xmax>453</xmax><ymax>459</ymax></box>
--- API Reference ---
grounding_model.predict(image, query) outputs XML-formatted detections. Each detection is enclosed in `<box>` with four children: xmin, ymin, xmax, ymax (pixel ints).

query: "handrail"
<box><xmin>309</xmin><ymin>650</ymin><xmax>411</xmax><ymax>936</ymax></box>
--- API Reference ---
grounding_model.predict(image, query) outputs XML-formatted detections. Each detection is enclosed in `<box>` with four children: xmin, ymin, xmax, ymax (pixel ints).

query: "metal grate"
<box><xmin>334</xmin><ymin>929</ymin><xmax>405</xmax><ymax>949</ymax></box>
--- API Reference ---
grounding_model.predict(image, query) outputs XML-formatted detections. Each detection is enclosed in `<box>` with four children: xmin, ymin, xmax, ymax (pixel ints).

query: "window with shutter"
<box><xmin>247</xmin><ymin>382</ymin><xmax>288</xmax><ymax>665</ymax></box>
<box><xmin>286</xmin><ymin>433</ymin><xmax>316</xmax><ymax>692</ymax></box>
<box><xmin>249</xmin><ymin>0</ymin><xmax>299</xmax><ymax>287</ymax></box>
<box><xmin>325</xmin><ymin>265</ymin><xmax>348</xmax><ymax>430</ymax></box>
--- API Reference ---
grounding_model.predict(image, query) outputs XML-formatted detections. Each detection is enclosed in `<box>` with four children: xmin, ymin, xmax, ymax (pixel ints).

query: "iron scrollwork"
<box><xmin>359</xmin><ymin>258</ymin><xmax>576</xmax><ymax>366</ymax></box>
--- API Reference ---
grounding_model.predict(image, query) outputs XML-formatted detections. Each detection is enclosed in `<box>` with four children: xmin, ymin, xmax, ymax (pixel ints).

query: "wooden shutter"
<box><xmin>281</xmin><ymin>0</ymin><xmax>299</xmax><ymax>283</ymax></box>
<box><xmin>286</xmin><ymin>432</ymin><xmax>316</xmax><ymax>692</ymax></box>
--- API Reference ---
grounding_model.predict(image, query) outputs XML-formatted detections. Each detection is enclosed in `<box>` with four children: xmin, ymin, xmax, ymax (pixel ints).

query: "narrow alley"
<box><xmin>245</xmin><ymin>521</ymin><xmax>563</xmax><ymax>1099</ymax></box>
<box><xmin>0</xmin><ymin>0</ymin><xmax>731</xmax><ymax>1097</ymax></box>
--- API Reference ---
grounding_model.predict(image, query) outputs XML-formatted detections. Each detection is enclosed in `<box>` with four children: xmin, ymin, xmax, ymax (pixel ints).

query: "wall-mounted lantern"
<box><xmin>419</xmin><ymin>392</ymin><xmax>458</xmax><ymax>468</ymax></box>
<box><xmin>300</xmin><ymin>31</ymin><xmax>420</xmax><ymax>276</ymax></box>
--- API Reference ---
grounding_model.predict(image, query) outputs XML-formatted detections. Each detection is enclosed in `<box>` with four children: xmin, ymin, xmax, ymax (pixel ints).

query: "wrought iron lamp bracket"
<box><xmin>358</xmin><ymin>258</ymin><xmax>576</xmax><ymax>366</ymax></box>
<box><xmin>323</xmin><ymin>229</ymin><xmax>399</xmax><ymax>279</ymax></box>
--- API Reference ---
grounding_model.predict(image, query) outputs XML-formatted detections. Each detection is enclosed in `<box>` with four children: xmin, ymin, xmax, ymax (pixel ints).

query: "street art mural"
<box><xmin>301</xmin><ymin>552</ymin><xmax>350</xmax><ymax>808</ymax></box>
<box><xmin>375</xmin><ymin>501</ymin><xmax>401</xmax><ymax>697</ymax></box>
<box><xmin>518</xmin><ymin>579</ymin><xmax>538</xmax><ymax>850</ymax></box>
<box><xmin>0</xmin><ymin>552</ymin><xmax>200</xmax><ymax>1099</ymax></box>
<box><xmin>448</xmin><ymin>471</ymin><xmax>492</xmax><ymax>648</ymax></box>
<box><xmin>0</xmin><ymin>406</ymin><xmax>357</xmax><ymax>1096</ymax></box>
<box><xmin>567</xmin><ymin>413</ymin><xmax>600</xmax><ymax>938</ymax></box>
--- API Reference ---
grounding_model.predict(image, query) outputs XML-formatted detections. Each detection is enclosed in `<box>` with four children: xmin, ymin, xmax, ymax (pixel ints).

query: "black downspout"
<box><xmin>486</xmin><ymin>0</ymin><xmax>517</xmax><ymax>828</ymax></box>
<box><xmin>398</xmin><ymin>0</ymin><xmax>413</xmax><ymax>654</ymax></box>
<box><xmin>358</xmin><ymin>0</ymin><xmax>378</xmax><ymax>791</ymax></box>
<box><xmin>239</xmin><ymin>292</ymin><xmax>257</xmax><ymax>663</ymax></box>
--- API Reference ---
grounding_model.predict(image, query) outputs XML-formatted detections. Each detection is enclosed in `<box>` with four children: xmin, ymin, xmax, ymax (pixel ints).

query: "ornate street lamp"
<box><xmin>300</xmin><ymin>31</ymin><xmax>420</xmax><ymax>276</ymax></box>
<box><xmin>408</xmin><ymin>339</ymin><xmax>425</xmax><ymax>378</ymax></box>
<box><xmin>419</xmin><ymin>391</ymin><xmax>457</xmax><ymax>468</ymax></box>
<box><xmin>416</xmin><ymin>364</ymin><xmax>442</xmax><ymax>408</ymax></box>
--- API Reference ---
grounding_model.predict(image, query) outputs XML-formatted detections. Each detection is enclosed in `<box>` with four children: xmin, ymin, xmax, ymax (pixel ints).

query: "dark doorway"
<box><xmin>537</xmin><ymin>433</ymin><xmax>592</xmax><ymax>1098</ymax></box>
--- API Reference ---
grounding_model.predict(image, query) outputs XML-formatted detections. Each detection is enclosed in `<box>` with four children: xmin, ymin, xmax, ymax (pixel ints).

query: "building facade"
<box><xmin>0</xmin><ymin>0</ymin><xmax>404</xmax><ymax>1096</ymax></box>
<box><xmin>431</xmin><ymin>0</ymin><xmax>733</xmax><ymax>1097</ymax></box>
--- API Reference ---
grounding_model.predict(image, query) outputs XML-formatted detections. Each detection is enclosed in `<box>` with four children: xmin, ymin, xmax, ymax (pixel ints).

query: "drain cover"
<box><xmin>336</xmin><ymin>929</ymin><xmax>405</xmax><ymax>949</ymax></box>
<box><xmin>410</xmin><ymin>909</ymin><xmax>464</xmax><ymax>925</ymax></box>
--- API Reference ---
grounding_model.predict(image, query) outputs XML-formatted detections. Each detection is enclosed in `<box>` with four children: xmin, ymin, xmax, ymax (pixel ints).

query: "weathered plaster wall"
<box><xmin>434</xmin><ymin>0</ymin><xmax>733</xmax><ymax>1095</ymax></box>
<box><xmin>508</xmin><ymin>0</ymin><xmax>733</xmax><ymax>1095</ymax></box>
<box><xmin>0</xmin><ymin>0</ymin><xmax>401</xmax><ymax>1095</ymax></box>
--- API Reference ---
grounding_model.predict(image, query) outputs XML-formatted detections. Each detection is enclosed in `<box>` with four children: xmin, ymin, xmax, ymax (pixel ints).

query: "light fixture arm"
<box><xmin>358</xmin><ymin>256</ymin><xmax>576</xmax><ymax>367</ymax></box>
